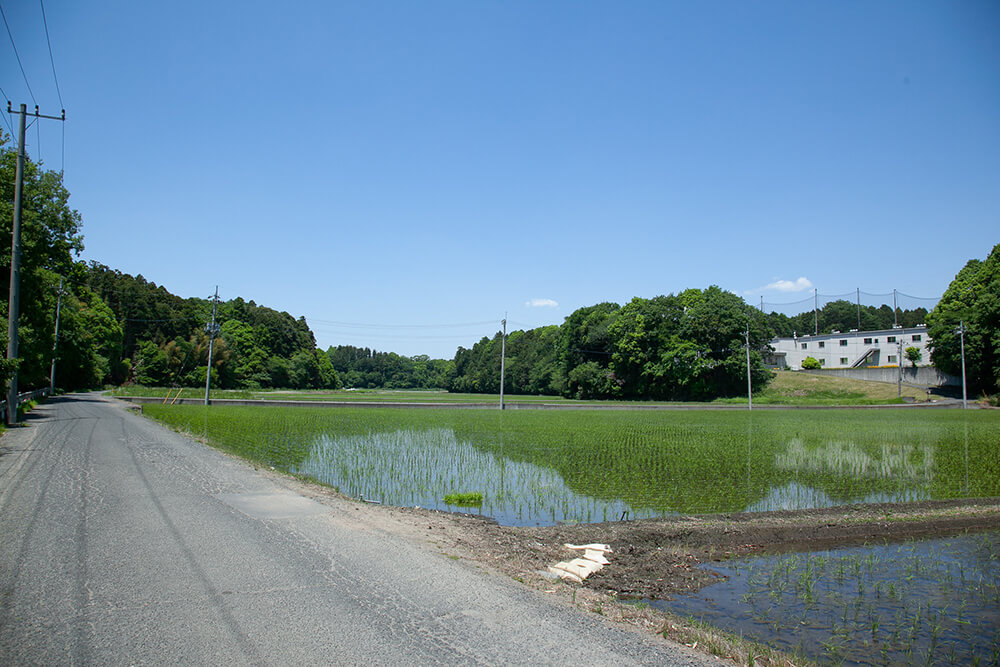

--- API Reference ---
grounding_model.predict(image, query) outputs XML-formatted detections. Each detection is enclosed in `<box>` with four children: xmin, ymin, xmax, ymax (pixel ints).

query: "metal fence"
<box><xmin>1</xmin><ymin>387</ymin><xmax>52</xmax><ymax>424</ymax></box>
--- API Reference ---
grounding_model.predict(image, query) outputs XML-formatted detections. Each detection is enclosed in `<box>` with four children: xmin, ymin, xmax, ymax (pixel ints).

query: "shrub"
<box><xmin>801</xmin><ymin>357</ymin><xmax>821</xmax><ymax>370</ymax></box>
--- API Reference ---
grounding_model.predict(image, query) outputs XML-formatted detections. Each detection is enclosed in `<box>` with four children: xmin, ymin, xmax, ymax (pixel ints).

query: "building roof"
<box><xmin>772</xmin><ymin>324</ymin><xmax>927</xmax><ymax>343</ymax></box>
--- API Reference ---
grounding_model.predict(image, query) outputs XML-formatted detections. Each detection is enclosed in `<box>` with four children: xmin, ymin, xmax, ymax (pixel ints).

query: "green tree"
<box><xmin>219</xmin><ymin>320</ymin><xmax>269</xmax><ymax>388</ymax></box>
<box><xmin>671</xmin><ymin>286</ymin><xmax>772</xmax><ymax>400</ymax></box>
<box><xmin>288</xmin><ymin>349</ymin><xmax>322</xmax><ymax>389</ymax></box>
<box><xmin>927</xmin><ymin>244</ymin><xmax>1000</xmax><ymax>395</ymax></box>
<box><xmin>266</xmin><ymin>356</ymin><xmax>291</xmax><ymax>388</ymax></box>
<box><xmin>607</xmin><ymin>295</ymin><xmax>684</xmax><ymax>399</ymax></box>
<box><xmin>904</xmin><ymin>346</ymin><xmax>922</xmax><ymax>367</ymax></box>
<box><xmin>133</xmin><ymin>340</ymin><xmax>170</xmax><ymax>385</ymax></box>
<box><xmin>1</xmin><ymin>139</ymin><xmax>86</xmax><ymax>389</ymax></box>
<box><xmin>314</xmin><ymin>348</ymin><xmax>341</xmax><ymax>389</ymax></box>
<box><xmin>558</xmin><ymin>302</ymin><xmax>620</xmax><ymax>399</ymax></box>
<box><xmin>566</xmin><ymin>361</ymin><xmax>616</xmax><ymax>400</ymax></box>
<box><xmin>55</xmin><ymin>285</ymin><xmax>124</xmax><ymax>387</ymax></box>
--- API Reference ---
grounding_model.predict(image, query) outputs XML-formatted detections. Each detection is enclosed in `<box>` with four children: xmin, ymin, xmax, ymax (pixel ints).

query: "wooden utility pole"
<box><xmin>49</xmin><ymin>277</ymin><xmax>64</xmax><ymax>394</ymax></box>
<box><xmin>499</xmin><ymin>315</ymin><xmax>507</xmax><ymax>410</ymax></box>
<box><xmin>745</xmin><ymin>323</ymin><xmax>752</xmax><ymax>411</ymax></box>
<box><xmin>6</xmin><ymin>104</ymin><xmax>27</xmax><ymax>424</ymax></box>
<box><xmin>958</xmin><ymin>321</ymin><xmax>967</xmax><ymax>410</ymax></box>
<box><xmin>6</xmin><ymin>103</ymin><xmax>65</xmax><ymax>424</ymax></box>
<box><xmin>204</xmin><ymin>286</ymin><xmax>220</xmax><ymax>406</ymax></box>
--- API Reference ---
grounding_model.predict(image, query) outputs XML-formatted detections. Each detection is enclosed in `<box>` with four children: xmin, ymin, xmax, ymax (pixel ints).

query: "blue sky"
<box><xmin>3</xmin><ymin>1</ymin><xmax>998</xmax><ymax>358</ymax></box>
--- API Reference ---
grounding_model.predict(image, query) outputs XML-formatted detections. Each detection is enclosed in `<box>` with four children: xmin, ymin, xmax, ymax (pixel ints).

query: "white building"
<box><xmin>766</xmin><ymin>325</ymin><xmax>931</xmax><ymax>370</ymax></box>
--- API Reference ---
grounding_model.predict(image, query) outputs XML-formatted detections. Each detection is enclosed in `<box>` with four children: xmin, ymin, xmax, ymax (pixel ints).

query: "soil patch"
<box><xmin>281</xmin><ymin>470</ymin><xmax>1000</xmax><ymax>601</ymax></box>
<box><xmin>259</xmin><ymin>469</ymin><xmax>1000</xmax><ymax>665</ymax></box>
<box><xmin>406</xmin><ymin>497</ymin><xmax>1000</xmax><ymax>600</ymax></box>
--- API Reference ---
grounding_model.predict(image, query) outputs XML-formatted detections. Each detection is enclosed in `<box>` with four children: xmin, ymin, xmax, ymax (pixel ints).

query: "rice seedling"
<box><xmin>142</xmin><ymin>404</ymin><xmax>1000</xmax><ymax>525</ymax></box>
<box><xmin>659</xmin><ymin>532</ymin><xmax>1000</xmax><ymax>666</ymax></box>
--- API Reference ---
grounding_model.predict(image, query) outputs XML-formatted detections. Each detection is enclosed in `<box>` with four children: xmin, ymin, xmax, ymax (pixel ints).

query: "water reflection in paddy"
<box><xmin>295</xmin><ymin>428</ymin><xmax>637</xmax><ymax>526</ymax></box>
<box><xmin>288</xmin><ymin>418</ymin><xmax>988</xmax><ymax>527</ymax></box>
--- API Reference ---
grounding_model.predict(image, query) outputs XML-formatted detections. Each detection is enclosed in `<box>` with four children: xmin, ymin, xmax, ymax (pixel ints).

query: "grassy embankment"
<box><xmin>720</xmin><ymin>369</ymin><xmax>933</xmax><ymax>405</ymax></box>
<box><xmin>112</xmin><ymin>370</ymin><xmax>937</xmax><ymax>406</ymax></box>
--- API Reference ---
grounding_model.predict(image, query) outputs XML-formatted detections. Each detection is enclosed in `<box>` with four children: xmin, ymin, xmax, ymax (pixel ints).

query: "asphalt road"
<box><xmin>0</xmin><ymin>394</ymin><xmax>715</xmax><ymax>666</ymax></box>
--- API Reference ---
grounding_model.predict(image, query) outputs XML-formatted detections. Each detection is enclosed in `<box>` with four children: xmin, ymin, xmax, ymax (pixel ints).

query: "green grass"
<box><xmin>716</xmin><ymin>370</ymin><xmax>930</xmax><ymax>405</ymax></box>
<box><xmin>141</xmin><ymin>404</ymin><xmax>1000</xmax><ymax>525</ymax></box>
<box><xmin>443</xmin><ymin>492</ymin><xmax>484</xmax><ymax>507</ymax></box>
<box><xmin>112</xmin><ymin>370</ymin><xmax>939</xmax><ymax>407</ymax></box>
<box><xmin>111</xmin><ymin>385</ymin><xmax>571</xmax><ymax>403</ymax></box>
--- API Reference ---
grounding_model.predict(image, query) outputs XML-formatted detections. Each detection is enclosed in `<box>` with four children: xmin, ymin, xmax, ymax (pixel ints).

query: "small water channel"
<box><xmin>655</xmin><ymin>531</ymin><xmax>1000</xmax><ymax>666</ymax></box>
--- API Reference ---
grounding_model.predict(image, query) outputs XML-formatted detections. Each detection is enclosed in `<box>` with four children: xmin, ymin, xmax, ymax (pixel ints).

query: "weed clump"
<box><xmin>444</xmin><ymin>492</ymin><xmax>483</xmax><ymax>507</ymax></box>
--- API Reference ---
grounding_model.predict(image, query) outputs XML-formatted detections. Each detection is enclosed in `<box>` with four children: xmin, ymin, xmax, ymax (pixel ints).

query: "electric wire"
<box><xmin>38</xmin><ymin>0</ymin><xmax>62</xmax><ymax>109</ymax></box>
<box><xmin>309</xmin><ymin>330</ymin><xmax>492</xmax><ymax>342</ymax></box>
<box><xmin>0</xmin><ymin>93</ymin><xmax>14</xmax><ymax>138</ymax></box>
<box><xmin>306</xmin><ymin>318</ymin><xmax>498</xmax><ymax>329</ymax></box>
<box><xmin>0</xmin><ymin>0</ymin><xmax>37</xmax><ymax>106</ymax></box>
<box><xmin>762</xmin><ymin>291</ymin><xmax>939</xmax><ymax>309</ymax></box>
<box><xmin>38</xmin><ymin>0</ymin><xmax>66</xmax><ymax>172</ymax></box>
<box><xmin>0</xmin><ymin>84</ymin><xmax>15</xmax><ymax>136</ymax></box>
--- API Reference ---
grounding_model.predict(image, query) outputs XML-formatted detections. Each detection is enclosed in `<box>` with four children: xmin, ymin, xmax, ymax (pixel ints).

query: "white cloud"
<box><xmin>525</xmin><ymin>298</ymin><xmax>559</xmax><ymax>308</ymax></box>
<box><xmin>750</xmin><ymin>277</ymin><xmax>814</xmax><ymax>294</ymax></box>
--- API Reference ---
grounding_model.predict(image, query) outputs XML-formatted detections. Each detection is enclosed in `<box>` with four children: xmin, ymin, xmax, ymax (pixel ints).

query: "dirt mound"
<box><xmin>381</xmin><ymin>497</ymin><xmax>1000</xmax><ymax>600</ymax></box>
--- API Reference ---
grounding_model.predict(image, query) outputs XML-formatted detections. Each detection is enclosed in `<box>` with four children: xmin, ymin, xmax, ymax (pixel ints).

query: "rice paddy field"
<box><xmin>140</xmin><ymin>405</ymin><xmax>1000</xmax><ymax>526</ymax></box>
<box><xmin>660</xmin><ymin>532</ymin><xmax>1000</xmax><ymax>666</ymax></box>
<box><xmin>139</xmin><ymin>404</ymin><xmax>1000</xmax><ymax>664</ymax></box>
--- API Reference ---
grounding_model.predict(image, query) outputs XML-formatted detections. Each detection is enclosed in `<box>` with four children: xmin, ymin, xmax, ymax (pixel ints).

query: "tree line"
<box><xmin>452</xmin><ymin>288</ymin><xmax>775</xmax><ymax>400</ymax></box>
<box><xmin>3</xmin><ymin>137</ymin><xmax>997</xmax><ymax>399</ymax></box>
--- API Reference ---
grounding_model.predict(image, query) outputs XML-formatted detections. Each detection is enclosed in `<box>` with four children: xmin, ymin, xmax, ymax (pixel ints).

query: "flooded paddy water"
<box><xmin>145</xmin><ymin>405</ymin><xmax>1000</xmax><ymax>526</ymax></box>
<box><xmin>657</xmin><ymin>531</ymin><xmax>1000</xmax><ymax>665</ymax></box>
<box><xmin>143</xmin><ymin>404</ymin><xmax>1000</xmax><ymax>663</ymax></box>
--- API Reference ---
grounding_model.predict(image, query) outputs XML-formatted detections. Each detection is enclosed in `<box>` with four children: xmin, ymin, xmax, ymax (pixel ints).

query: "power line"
<box><xmin>0</xmin><ymin>1</ymin><xmax>37</xmax><ymax>106</ymax></box>
<box><xmin>38</xmin><ymin>0</ymin><xmax>64</xmax><ymax>173</ymax></box>
<box><xmin>38</xmin><ymin>0</ymin><xmax>62</xmax><ymax>109</ymax></box>
<box><xmin>0</xmin><ymin>85</ymin><xmax>14</xmax><ymax>136</ymax></box>
<box><xmin>307</xmin><ymin>318</ymin><xmax>498</xmax><ymax>330</ymax></box>
<box><xmin>311</xmin><ymin>329</ymin><xmax>491</xmax><ymax>341</ymax></box>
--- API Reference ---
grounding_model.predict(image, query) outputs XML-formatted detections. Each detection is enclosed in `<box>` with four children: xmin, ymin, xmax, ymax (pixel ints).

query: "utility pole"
<box><xmin>49</xmin><ymin>277</ymin><xmax>64</xmax><ymax>394</ymax></box>
<box><xmin>856</xmin><ymin>287</ymin><xmax>861</xmax><ymax>329</ymax></box>
<box><xmin>893</xmin><ymin>289</ymin><xmax>898</xmax><ymax>328</ymax></box>
<box><xmin>204</xmin><ymin>286</ymin><xmax>219</xmax><ymax>406</ymax></box>
<box><xmin>897</xmin><ymin>336</ymin><xmax>903</xmax><ymax>398</ymax></box>
<box><xmin>6</xmin><ymin>103</ymin><xmax>65</xmax><ymax>425</ymax></box>
<box><xmin>958</xmin><ymin>321</ymin><xmax>967</xmax><ymax>410</ymax></box>
<box><xmin>745</xmin><ymin>322</ymin><xmax>752</xmax><ymax>411</ymax></box>
<box><xmin>813</xmin><ymin>289</ymin><xmax>818</xmax><ymax>335</ymax></box>
<box><xmin>6</xmin><ymin>104</ymin><xmax>27</xmax><ymax>425</ymax></box>
<box><xmin>499</xmin><ymin>314</ymin><xmax>507</xmax><ymax>410</ymax></box>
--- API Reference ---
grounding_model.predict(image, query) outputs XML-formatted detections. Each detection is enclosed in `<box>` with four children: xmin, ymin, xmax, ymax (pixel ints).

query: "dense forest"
<box><xmin>3</xmin><ymin>139</ymin><xmax>995</xmax><ymax>401</ymax></box>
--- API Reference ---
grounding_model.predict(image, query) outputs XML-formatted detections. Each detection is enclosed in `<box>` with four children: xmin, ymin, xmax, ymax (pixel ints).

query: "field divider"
<box><xmin>113</xmin><ymin>396</ymin><xmax>964</xmax><ymax>411</ymax></box>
